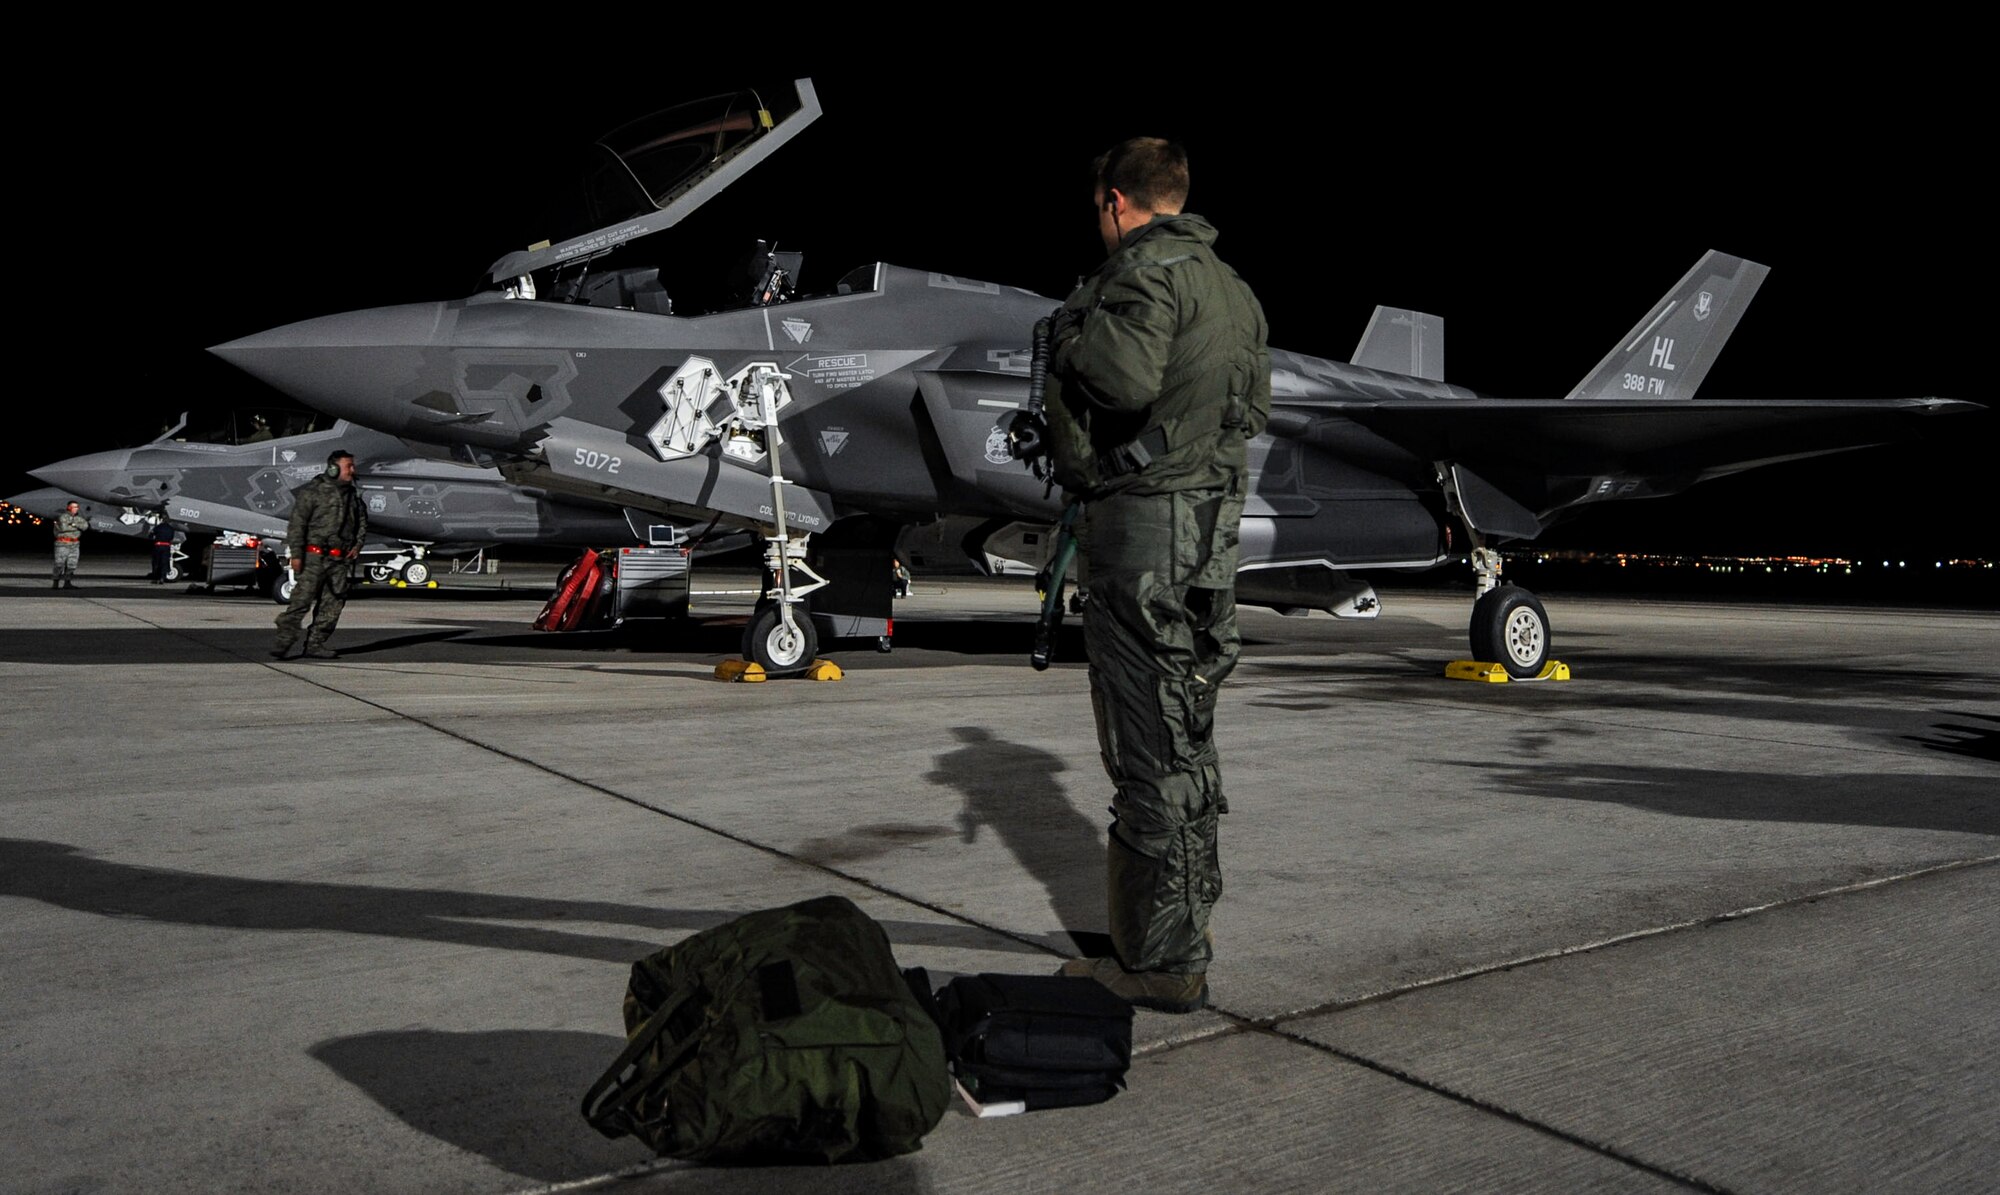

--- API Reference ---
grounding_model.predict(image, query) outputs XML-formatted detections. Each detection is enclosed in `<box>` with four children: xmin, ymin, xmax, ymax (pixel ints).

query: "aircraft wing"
<box><xmin>1273</xmin><ymin>396</ymin><xmax>1974</xmax><ymax>475</ymax></box>
<box><xmin>1265</xmin><ymin>395</ymin><xmax>1981</xmax><ymax>537</ymax></box>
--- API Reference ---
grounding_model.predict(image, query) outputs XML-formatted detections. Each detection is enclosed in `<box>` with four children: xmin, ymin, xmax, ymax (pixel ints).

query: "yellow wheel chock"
<box><xmin>714</xmin><ymin>659</ymin><xmax>844</xmax><ymax>682</ymax></box>
<box><xmin>1445</xmin><ymin>660</ymin><xmax>1572</xmax><ymax>683</ymax></box>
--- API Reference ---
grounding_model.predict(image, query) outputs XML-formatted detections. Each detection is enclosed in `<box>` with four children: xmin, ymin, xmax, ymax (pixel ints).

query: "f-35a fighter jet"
<box><xmin>8</xmin><ymin>488</ymin><xmax>163</xmax><ymax>542</ymax></box>
<box><xmin>31</xmin><ymin>411</ymin><xmax>697</xmax><ymax>598</ymax></box>
<box><xmin>209</xmin><ymin>79</ymin><xmax>1978</xmax><ymax>674</ymax></box>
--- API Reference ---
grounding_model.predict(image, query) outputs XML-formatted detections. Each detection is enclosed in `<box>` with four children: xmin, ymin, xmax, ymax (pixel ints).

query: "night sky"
<box><xmin>15</xmin><ymin>45</ymin><xmax>1989</xmax><ymax>561</ymax></box>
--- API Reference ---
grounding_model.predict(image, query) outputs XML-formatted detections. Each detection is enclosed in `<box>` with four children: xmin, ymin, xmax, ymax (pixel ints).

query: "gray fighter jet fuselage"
<box><xmin>7</xmin><ymin>488</ymin><xmax>158</xmax><ymax>540</ymax></box>
<box><xmin>31</xmin><ymin>417</ymin><xmax>679</xmax><ymax>558</ymax></box>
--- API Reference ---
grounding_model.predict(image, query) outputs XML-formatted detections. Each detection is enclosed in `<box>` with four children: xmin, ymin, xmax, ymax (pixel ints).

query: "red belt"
<box><xmin>306</xmin><ymin>545</ymin><xmax>348</xmax><ymax>557</ymax></box>
<box><xmin>55</xmin><ymin>537</ymin><xmax>78</xmax><ymax>543</ymax></box>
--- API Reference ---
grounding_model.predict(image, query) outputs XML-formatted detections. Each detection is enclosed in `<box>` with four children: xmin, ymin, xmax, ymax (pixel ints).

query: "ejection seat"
<box><xmin>548</xmin><ymin>266</ymin><xmax>673</xmax><ymax>315</ymax></box>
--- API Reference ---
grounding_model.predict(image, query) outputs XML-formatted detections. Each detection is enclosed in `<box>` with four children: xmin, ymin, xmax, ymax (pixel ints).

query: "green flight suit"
<box><xmin>1046</xmin><ymin>213</ymin><xmax>1271</xmax><ymax>975</ymax></box>
<box><xmin>273</xmin><ymin>473</ymin><xmax>368</xmax><ymax>652</ymax></box>
<box><xmin>52</xmin><ymin>511</ymin><xmax>88</xmax><ymax>581</ymax></box>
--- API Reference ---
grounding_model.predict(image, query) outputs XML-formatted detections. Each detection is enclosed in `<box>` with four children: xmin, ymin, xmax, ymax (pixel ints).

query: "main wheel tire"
<box><xmin>368</xmin><ymin>564</ymin><xmax>396</xmax><ymax>583</ymax></box>
<box><xmin>1470</xmin><ymin>585</ymin><xmax>1550</xmax><ymax>679</ymax></box>
<box><xmin>401</xmin><ymin>561</ymin><xmax>430</xmax><ymax>586</ymax></box>
<box><xmin>743</xmin><ymin>602</ymin><xmax>817</xmax><ymax>674</ymax></box>
<box><xmin>272</xmin><ymin>574</ymin><xmax>296</xmax><ymax>604</ymax></box>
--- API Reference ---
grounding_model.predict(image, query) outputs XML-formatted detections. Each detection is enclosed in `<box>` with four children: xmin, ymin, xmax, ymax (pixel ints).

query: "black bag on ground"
<box><xmin>935</xmin><ymin>973</ymin><xmax>1134</xmax><ymax>1109</ymax></box>
<box><xmin>581</xmin><ymin>895</ymin><xmax>950</xmax><ymax>1163</ymax></box>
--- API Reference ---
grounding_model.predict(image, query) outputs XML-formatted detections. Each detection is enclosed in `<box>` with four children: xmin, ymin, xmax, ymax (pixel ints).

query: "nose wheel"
<box><xmin>744</xmin><ymin>600</ymin><xmax>818</xmax><ymax>673</ymax></box>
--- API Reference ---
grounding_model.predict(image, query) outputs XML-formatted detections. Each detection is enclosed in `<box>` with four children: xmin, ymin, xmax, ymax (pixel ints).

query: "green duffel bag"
<box><xmin>581</xmin><ymin>895</ymin><xmax>950</xmax><ymax>1163</ymax></box>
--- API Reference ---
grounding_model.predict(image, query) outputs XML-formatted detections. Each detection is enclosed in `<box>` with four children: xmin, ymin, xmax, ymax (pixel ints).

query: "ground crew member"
<box><xmin>271</xmin><ymin>449</ymin><xmax>368</xmax><ymax>660</ymax></box>
<box><xmin>51</xmin><ymin>501</ymin><xmax>89</xmax><ymax>589</ymax></box>
<box><xmin>1035</xmin><ymin>138</ymin><xmax>1270</xmax><ymax>1012</ymax></box>
<box><xmin>148</xmin><ymin>517</ymin><xmax>181</xmax><ymax>584</ymax></box>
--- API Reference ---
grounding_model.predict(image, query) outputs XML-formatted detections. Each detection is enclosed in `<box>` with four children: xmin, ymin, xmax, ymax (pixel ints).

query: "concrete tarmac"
<box><xmin>1</xmin><ymin>553</ymin><xmax>1994</xmax><ymax>1194</ymax></box>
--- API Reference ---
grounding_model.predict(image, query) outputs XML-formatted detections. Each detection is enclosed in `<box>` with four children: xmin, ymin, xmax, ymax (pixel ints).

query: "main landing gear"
<box><xmin>1463</xmin><ymin>545</ymin><xmax>1555</xmax><ymax>680</ymax></box>
<box><xmin>1434</xmin><ymin>463</ymin><xmax>1561</xmax><ymax>681</ymax></box>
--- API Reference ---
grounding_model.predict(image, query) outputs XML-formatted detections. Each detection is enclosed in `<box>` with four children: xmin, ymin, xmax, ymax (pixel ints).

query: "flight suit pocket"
<box><xmin>1163</xmin><ymin>810</ymin><xmax>1222</xmax><ymax>913</ymax></box>
<box><xmin>1195</xmin><ymin>808</ymin><xmax>1222</xmax><ymax>906</ymax></box>
<box><xmin>1081</xmin><ymin>493</ymin><xmax>1172</xmax><ymax>581</ymax></box>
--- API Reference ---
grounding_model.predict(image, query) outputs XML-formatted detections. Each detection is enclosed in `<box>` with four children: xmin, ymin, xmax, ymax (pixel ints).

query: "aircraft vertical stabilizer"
<box><xmin>1564</xmin><ymin>250</ymin><xmax>1769</xmax><ymax>401</ymax></box>
<box><xmin>1352</xmin><ymin>306</ymin><xmax>1445</xmax><ymax>380</ymax></box>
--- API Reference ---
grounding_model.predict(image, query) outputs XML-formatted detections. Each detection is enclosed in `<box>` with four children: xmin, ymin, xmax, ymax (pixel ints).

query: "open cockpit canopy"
<box><xmin>585</xmin><ymin>90</ymin><xmax>778</xmax><ymax>225</ymax></box>
<box><xmin>484</xmin><ymin>79</ymin><xmax>820</xmax><ymax>287</ymax></box>
<box><xmin>149</xmin><ymin>407</ymin><xmax>337</xmax><ymax>447</ymax></box>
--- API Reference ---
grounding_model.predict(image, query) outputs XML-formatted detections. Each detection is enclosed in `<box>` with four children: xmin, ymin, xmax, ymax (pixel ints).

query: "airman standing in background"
<box><xmin>51</xmin><ymin>500</ymin><xmax>88</xmax><ymax>589</ymax></box>
<box><xmin>271</xmin><ymin>449</ymin><xmax>368</xmax><ymax>660</ymax></box>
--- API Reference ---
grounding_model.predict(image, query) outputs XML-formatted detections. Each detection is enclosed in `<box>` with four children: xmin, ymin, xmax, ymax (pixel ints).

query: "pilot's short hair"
<box><xmin>1094</xmin><ymin>138</ymin><xmax>1189</xmax><ymax>213</ymax></box>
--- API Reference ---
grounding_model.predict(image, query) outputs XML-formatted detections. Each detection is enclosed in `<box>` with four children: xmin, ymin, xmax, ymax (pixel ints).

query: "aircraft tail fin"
<box><xmin>1352</xmin><ymin>307</ymin><xmax>1445</xmax><ymax>381</ymax></box>
<box><xmin>1564</xmin><ymin>251</ymin><xmax>1769</xmax><ymax>400</ymax></box>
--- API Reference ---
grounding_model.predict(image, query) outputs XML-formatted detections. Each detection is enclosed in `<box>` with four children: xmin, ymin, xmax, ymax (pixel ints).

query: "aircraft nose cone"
<box><xmin>29</xmin><ymin>449</ymin><xmax>143</xmax><ymax>505</ymax></box>
<box><xmin>6</xmin><ymin>486</ymin><xmax>80</xmax><ymax>520</ymax></box>
<box><xmin>209</xmin><ymin>303</ymin><xmax>448</xmax><ymax>435</ymax></box>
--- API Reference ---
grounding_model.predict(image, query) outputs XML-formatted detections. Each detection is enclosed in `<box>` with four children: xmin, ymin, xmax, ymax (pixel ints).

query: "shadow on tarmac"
<box><xmin>0</xmin><ymin>839</ymin><xmax>1041</xmax><ymax>960</ymax></box>
<box><xmin>311</xmin><ymin>1029</ymin><xmax>642</xmax><ymax>1181</ymax></box>
<box><xmin>1244</xmin><ymin>649</ymin><xmax>2000</xmax><ymax>752</ymax></box>
<box><xmin>311</xmin><ymin>1030</ymin><xmax>937</xmax><ymax>1187</ymax></box>
<box><xmin>1908</xmin><ymin>712</ymin><xmax>2000</xmax><ymax>763</ymax></box>
<box><xmin>925</xmin><ymin>726</ymin><xmax>1106</xmax><ymax>953</ymax></box>
<box><xmin>1451</xmin><ymin>762</ymin><xmax>2000</xmax><ymax>836</ymax></box>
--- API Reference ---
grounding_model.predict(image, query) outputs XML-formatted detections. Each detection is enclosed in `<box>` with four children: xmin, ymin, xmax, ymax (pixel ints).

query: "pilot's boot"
<box><xmin>1056</xmin><ymin>955</ymin><xmax>1206</xmax><ymax>1014</ymax></box>
<box><xmin>62</xmin><ymin>577</ymin><xmax>76</xmax><ymax>589</ymax></box>
<box><xmin>51</xmin><ymin>577</ymin><xmax>60</xmax><ymax>589</ymax></box>
<box><xmin>303</xmin><ymin>644</ymin><xmax>340</xmax><ymax>660</ymax></box>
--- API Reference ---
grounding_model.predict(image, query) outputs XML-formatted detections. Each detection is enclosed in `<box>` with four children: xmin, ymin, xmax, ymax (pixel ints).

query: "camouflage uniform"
<box><xmin>273</xmin><ymin>473</ymin><xmax>368</xmax><ymax>655</ymax></box>
<box><xmin>51</xmin><ymin>510</ymin><xmax>88</xmax><ymax>586</ymax></box>
<box><xmin>1046</xmin><ymin>213</ymin><xmax>1270</xmax><ymax>977</ymax></box>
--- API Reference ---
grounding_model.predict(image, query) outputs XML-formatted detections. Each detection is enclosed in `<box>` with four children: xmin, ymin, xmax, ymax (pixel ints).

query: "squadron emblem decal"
<box><xmin>1693</xmin><ymin>290</ymin><xmax>1714</xmax><ymax>321</ymax></box>
<box><xmin>781</xmin><ymin>317</ymin><xmax>813</xmax><ymax>344</ymax></box>
<box><xmin>984</xmin><ymin>424</ymin><xmax>1014</xmax><ymax>465</ymax></box>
